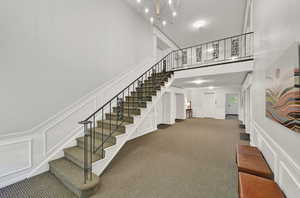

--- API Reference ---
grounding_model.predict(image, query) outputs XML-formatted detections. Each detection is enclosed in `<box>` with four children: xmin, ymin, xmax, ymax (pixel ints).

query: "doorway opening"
<box><xmin>225</xmin><ymin>93</ymin><xmax>239</xmax><ymax>120</ymax></box>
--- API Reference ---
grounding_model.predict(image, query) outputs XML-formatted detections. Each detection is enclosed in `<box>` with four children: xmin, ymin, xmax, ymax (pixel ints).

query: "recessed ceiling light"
<box><xmin>162</xmin><ymin>20</ymin><xmax>167</xmax><ymax>26</ymax></box>
<box><xmin>172</xmin><ymin>11</ymin><xmax>177</xmax><ymax>17</ymax></box>
<box><xmin>193</xmin><ymin>20</ymin><xmax>207</xmax><ymax>29</ymax></box>
<box><xmin>207</xmin><ymin>48</ymin><xmax>214</xmax><ymax>53</ymax></box>
<box><xmin>168</xmin><ymin>0</ymin><xmax>172</xmax><ymax>5</ymax></box>
<box><xmin>208</xmin><ymin>86</ymin><xmax>214</xmax><ymax>90</ymax></box>
<box><xmin>137</xmin><ymin>0</ymin><xmax>141</xmax><ymax>3</ymax></box>
<box><xmin>192</xmin><ymin>79</ymin><xmax>209</xmax><ymax>84</ymax></box>
<box><xmin>145</xmin><ymin>8</ymin><xmax>149</xmax><ymax>13</ymax></box>
<box><xmin>150</xmin><ymin>17</ymin><xmax>154</xmax><ymax>23</ymax></box>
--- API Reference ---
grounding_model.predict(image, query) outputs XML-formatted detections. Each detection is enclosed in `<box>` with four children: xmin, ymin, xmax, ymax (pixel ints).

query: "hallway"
<box><xmin>0</xmin><ymin>118</ymin><xmax>243</xmax><ymax>198</ymax></box>
<box><xmin>94</xmin><ymin>118</ymin><xmax>242</xmax><ymax>198</ymax></box>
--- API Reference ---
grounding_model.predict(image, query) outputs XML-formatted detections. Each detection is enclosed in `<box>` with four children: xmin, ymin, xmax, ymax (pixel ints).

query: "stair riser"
<box><xmin>143</xmin><ymin>81</ymin><xmax>165</xmax><ymax>86</ymax></box>
<box><xmin>131</xmin><ymin>92</ymin><xmax>157</xmax><ymax>97</ymax></box>
<box><xmin>122</xmin><ymin>102</ymin><xmax>147</xmax><ymax>108</ymax></box>
<box><xmin>136</xmin><ymin>87</ymin><xmax>160</xmax><ymax>91</ymax></box>
<box><xmin>94</xmin><ymin>131</ymin><xmax>119</xmax><ymax>142</ymax></box>
<box><xmin>125</xmin><ymin>96</ymin><xmax>152</xmax><ymax>102</ymax></box>
<box><xmin>64</xmin><ymin>151</ymin><xmax>103</xmax><ymax>169</ymax></box>
<box><xmin>113</xmin><ymin>107</ymin><xmax>141</xmax><ymax>115</ymax></box>
<box><xmin>97</xmin><ymin>121</ymin><xmax>126</xmax><ymax>132</ymax></box>
<box><xmin>77</xmin><ymin>139</ymin><xmax>113</xmax><ymax>154</ymax></box>
<box><xmin>147</xmin><ymin>77</ymin><xmax>169</xmax><ymax>81</ymax></box>
<box><xmin>49</xmin><ymin>166</ymin><xmax>91</xmax><ymax>198</ymax></box>
<box><xmin>105</xmin><ymin>113</ymin><xmax>134</xmax><ymax>123</ymax></box>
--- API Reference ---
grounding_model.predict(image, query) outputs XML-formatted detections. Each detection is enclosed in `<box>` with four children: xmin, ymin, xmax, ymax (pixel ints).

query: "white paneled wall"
<box><xmin>251</xmin><ymin>122</ymin><xmax>300</xmax><ymax>198</ymax></box>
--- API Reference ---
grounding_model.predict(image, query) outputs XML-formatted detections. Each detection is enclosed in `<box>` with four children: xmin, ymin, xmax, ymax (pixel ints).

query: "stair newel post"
<box><xmin>89</xmin><ymin>121</ymin><xmax>93</xmax><ymax>180</ymax></box>
<box><xmin>79</xmin><ymin>120</ymin><xmax>92</xmax><ymax>184</ymax></box>
<box><xmin>93</xmin><ymin>115</ymin><xmax>95</xmax><ymax>153</ymax></box>
<box><xmin>101</xmin><ymin>109</ymin><xmax>104</xmax><ymax>159</ymax></box>
<box><xmin>133</xmin><ymin>82</ymin><xmax>135</xmax><ymax>119</ymax></box>
<box><xmin>127</xmin><ymin>87</ymin><xmax>130</xmax><ymax>122</ymax></box>
<box><xmin>109</xmin><ymin>102</ymin><xmax>112</xmax><ymax>137</ymax></box>
<box><xmin>116</xmin><ymin>97</ymin><xmax>118</xmax><ymax>129</ymax></box>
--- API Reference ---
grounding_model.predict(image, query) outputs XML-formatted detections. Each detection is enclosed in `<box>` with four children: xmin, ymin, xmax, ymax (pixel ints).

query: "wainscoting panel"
<box><xmin>252</xmin><ymin>121</ymin><xmax>300</xmax><ymax>198</ymax></box>
<box><xmin>44</xmin><ymin>99</ymin><xmax>95</xmax><ymax>155</ymax></box>
<box><xmin>0</xmin><ymin>139</ymin><xmax>32</xmax><ymax>178</ymax></box>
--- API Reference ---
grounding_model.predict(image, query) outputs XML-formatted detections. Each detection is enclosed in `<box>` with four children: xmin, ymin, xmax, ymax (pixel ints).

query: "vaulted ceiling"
<box><xmin>126</xmin><ymin>0</ymin><xmax>246</xmax><ymax>48</ymax></box>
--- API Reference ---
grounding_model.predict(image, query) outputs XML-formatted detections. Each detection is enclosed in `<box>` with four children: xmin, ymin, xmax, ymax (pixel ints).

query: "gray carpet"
<box><xmin>0</xmin><ymin>172</ymin><xmax>76</xmax><ymax>198</ymax></box>
<box><xmin>92</xmin><ymin>118</ymin><xmax>242</xmax><ymax>198</ymax></box>
<box><xmin>1</xmin><ymin>118</ymin><xmax>244</xmax><ymax>198</ymax></box>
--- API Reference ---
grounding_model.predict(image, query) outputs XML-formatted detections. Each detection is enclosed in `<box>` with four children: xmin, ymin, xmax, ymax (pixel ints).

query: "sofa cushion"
<box><xmin>239</xmin><ymin>172</ymin><xmax>285</xmax><ymax>198</ymax></box>
<box><xmin>237</xmin><ymin>145</ymin><xmax>273</xmax><ymax>179</ymax></box>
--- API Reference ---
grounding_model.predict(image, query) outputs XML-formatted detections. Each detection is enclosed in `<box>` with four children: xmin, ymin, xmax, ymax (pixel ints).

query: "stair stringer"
<box><xmin>92</xmin><ymin>75</ymin><xmax>174</xmax><ymax>175</ymax></box>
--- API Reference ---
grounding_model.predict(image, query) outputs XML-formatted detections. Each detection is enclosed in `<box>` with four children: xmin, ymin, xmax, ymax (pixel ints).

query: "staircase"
<box><xmin>45</xmin><ymin>32</ymin><xmax>255</xmax><ymax>198</ymax></box>
<box><xmin>48</xmin><ymin>70</ymin><xmax>174</xmax><ymax>198</ymax></box>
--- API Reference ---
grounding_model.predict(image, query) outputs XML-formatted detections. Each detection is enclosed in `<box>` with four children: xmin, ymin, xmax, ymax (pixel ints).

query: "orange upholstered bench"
<box><xmin>239</xmin><ymin>172</ymin><xmax>285</xmax><ymax>198</ymax></box>
<box><xmin>237</xmin><ymin>145</ymin><xmax>274</xmax><ymax>179</ymax></box>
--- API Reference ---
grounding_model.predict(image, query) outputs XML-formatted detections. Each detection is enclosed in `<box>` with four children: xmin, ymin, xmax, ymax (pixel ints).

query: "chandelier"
<box><xmin>135</xmin><ymin>0</ymin><xmax>180</xmax><ymax>27</ymax></box>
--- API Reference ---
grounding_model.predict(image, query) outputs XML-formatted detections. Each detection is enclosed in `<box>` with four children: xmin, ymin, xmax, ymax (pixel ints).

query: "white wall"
<box><xmin>250</xmin><ymin>0</ymin><xmax>300</xmax><ymax>197</ymax></box>
<box><xmin>0</xmin><ymin>0</ymin><xmax>153</xmax><ymax>135</ymax></box>
<box><xmin>187</xmin><ymin>87</ymin><xmax>241</xmax><ymax>119</ymax></box>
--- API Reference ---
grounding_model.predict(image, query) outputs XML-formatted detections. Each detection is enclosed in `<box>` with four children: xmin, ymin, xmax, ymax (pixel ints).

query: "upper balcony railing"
<box><xmin>164</xmin><ymin>32</ymin><xmax>254</xmax><ymax>71</ymax></box>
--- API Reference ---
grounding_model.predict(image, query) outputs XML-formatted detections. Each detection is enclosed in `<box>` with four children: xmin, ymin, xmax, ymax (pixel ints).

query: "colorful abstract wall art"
<box><xmin>265</xmin><ymin>43</ymin><xmax>300</xmax><ymax>133</ymax></box>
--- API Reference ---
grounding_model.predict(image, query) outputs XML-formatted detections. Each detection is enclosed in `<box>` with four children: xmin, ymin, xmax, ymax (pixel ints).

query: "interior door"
<box><xmin>203</xmin><ymin>92</ymin><xmax>216</xmax><ymax>118</ymax></box>
<box><xmin>225</xmin><ymin>94</ymin><xmax>239</xmax><ymax>115</ymax></box>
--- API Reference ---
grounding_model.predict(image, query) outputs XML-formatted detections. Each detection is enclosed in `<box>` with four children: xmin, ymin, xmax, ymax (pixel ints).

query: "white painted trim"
<box><xmin>29</xmin><ymin>127</ymin><xmax>83</xmax><ymax>177</ymax></box>
<box><xmin>0</xmin><ymin>172</ymin><xmax>29</xmax><ymax>188</ymax></box>
<box><xmin>0</xmin><ymin>138</ymin><xmax>32</xmax><ymax>178</ymax></box>
<box><xmin>129</xmin><ymin>127</ymin><xmax>157</xmax><ymax>141</ymax></box>
<box><xmin>43</xmin><ymin>98</ymin><xmax>94</xmax><ymax>156</ymax></box>
<box><xmin>252</xmin><ymin>121</ymin><xmax>300</xmax><ymax>196</ymax></box>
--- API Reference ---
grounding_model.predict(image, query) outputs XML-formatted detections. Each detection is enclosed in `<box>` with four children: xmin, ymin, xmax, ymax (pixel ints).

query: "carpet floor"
<box><xmin>0</xmin><ymin>118</ymin><xmax>247</xmax><ymax>198</ymax></box>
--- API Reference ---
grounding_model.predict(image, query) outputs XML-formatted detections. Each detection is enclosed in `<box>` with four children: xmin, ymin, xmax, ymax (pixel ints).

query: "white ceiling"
<box><xmin>172</xmin><ymin>72</ymin><xmax>247</xmax><ymax>89</ymax></box>
<box><xmin>126</xmin><ymin>0</ymin><xmax>246</xmax><ymax>48</ymax></box>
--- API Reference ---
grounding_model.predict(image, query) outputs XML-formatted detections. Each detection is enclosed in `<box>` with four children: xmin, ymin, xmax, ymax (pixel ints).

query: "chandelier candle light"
<box><xmin>135</xmin><ymin>0</ymin><xmax>180</xmax><ymax>27</ymax></box>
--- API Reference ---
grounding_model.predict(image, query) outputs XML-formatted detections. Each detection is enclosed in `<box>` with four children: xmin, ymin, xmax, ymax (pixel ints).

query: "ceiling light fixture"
<box><xmin>139</xmin><ymin>0</ymin><xmax>179</xmax><ymax>27</ymax></box>
<box><xmin>192</xmin><ymin>79</ymin><xmax>210</xmax><ymax>84</ymax></box>
<box><xmin>193</xmin><ymin>20</ymin><xmax>207</xmax><ymax>29</ymax></box>
<box><xmin>208</xmin><ymin>86</ymin><xmax>214</xmax><ymax>90</ymax></box>
<box><xmin>150</xmin><ymin>17</ymin><xmax>154</xmax><ymax>23</ymax></box>
<box><xmin>207</xmin><ymin>48</ymin><xmax>214</xmax><ymax>53</ymax></box>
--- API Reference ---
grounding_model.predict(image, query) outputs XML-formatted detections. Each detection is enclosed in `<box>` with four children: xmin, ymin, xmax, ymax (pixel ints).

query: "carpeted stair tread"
<box><xmin>98</xmin><ymin>119</ymin><xmax>131</xmax><ymax>126</ymax></box>
<box><xmin>94</xmin><ymin>127</ymin><xmax>125</xmax><ymax>136</ymax></box>
<box><xmin>64</xmin><ymin>146</ymin><xmax>101</xmax><ymax>169</ymax></box>
<box><xmin>77</xmin><ymin>136</ymin><xmax>115</xmax><ymax>151</ymax></box>
<box><xmin>49</xmin><ymin>158</ymin><xmax>99</xmax><ymax>191</ymax></box>
<box><xmin>106</xmin><ymin>113</ymin><xmax>134</xmax><ymax>123</ymax></box>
